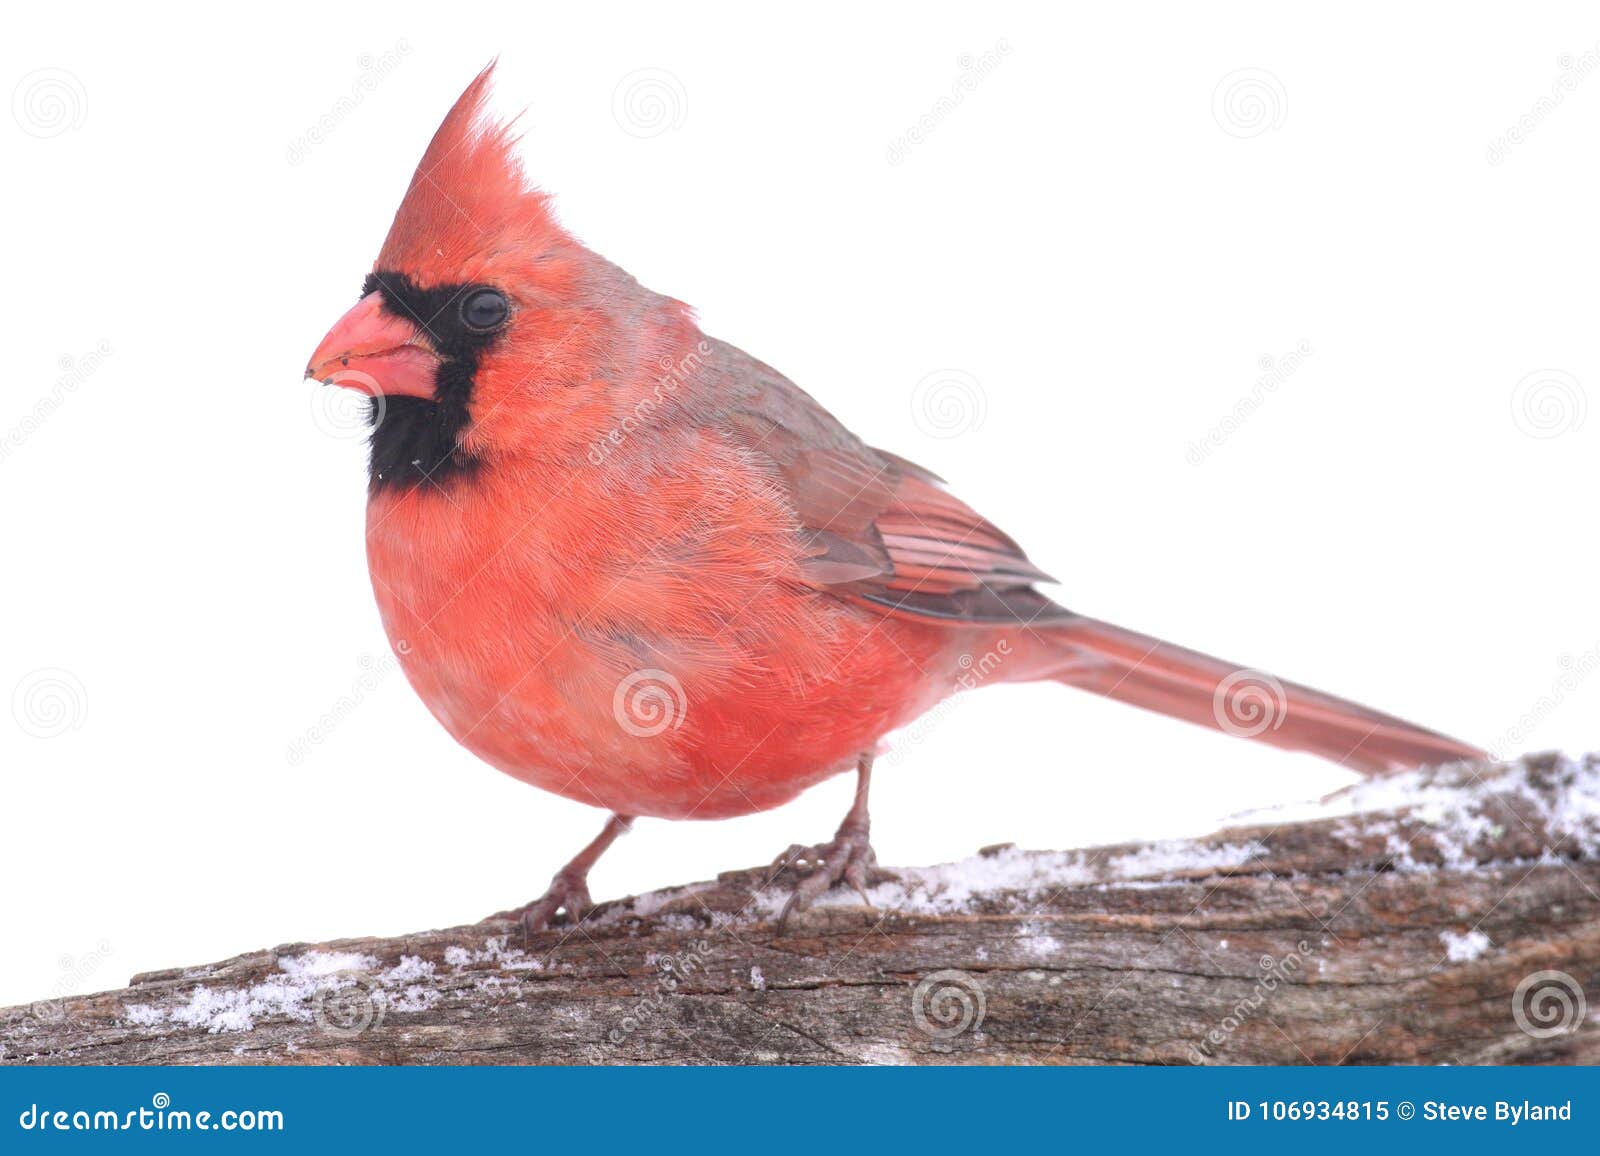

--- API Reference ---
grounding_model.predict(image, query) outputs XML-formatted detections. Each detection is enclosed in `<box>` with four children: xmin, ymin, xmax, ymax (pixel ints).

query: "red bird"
<box><xmin>306</xmin><ymin>68</ymin><xmax>1484</xmax><ymax>931</ymax></box>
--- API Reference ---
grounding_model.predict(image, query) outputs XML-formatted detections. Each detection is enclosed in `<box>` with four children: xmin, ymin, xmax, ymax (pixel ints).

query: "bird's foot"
<box><xmin>500</xmin><ymin>868</ymin><xmax>594</xmax><ymax>943</ymax></box>
<box><xmin>770</xmin><ymin>820</ymin><xmax>895</xmax><ymax>927</ymax></box>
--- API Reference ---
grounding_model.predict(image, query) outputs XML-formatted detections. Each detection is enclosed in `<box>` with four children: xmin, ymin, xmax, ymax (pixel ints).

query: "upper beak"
<box><xmin>305</xmin><ymin>291</ymin><xmax>441</xmax><ymax>399</ymax></box>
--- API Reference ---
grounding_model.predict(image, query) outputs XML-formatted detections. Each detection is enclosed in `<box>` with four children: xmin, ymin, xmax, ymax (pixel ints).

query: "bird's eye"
<box><xmin>461</xmin><ymin>288</ymin><xmax>509</xmax><ymax>332</ymax></box>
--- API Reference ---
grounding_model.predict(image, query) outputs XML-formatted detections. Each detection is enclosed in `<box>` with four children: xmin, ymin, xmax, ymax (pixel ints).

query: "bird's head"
<box><xmin>306</xmin><ymin>64</ymin><xmax>694</xmax><ymax>490</ymax></box>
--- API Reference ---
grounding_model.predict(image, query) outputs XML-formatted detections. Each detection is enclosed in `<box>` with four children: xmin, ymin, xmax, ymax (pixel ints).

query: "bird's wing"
<box><xmin>707</xmin><ymin>340</ymin><xmax>1070</xmax><ymax>625</ymax></box>
<box><xmin>700</xmin><ymin>341</ymin><xmax>1489</xmax><ymax>774</ymax></box>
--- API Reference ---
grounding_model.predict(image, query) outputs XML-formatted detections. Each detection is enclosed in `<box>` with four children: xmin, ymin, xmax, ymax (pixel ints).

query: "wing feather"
<box><xmin>704</xmin><ymin>339</ymin><xmax>1068</xmax><ymax>625</ymax></box>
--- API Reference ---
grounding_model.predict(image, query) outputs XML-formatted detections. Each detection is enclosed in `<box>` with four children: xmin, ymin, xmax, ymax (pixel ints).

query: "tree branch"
<box><xmin>4</xmin><ymin>753</ymin><xmax>1597</xmax><ymax>1065</ymax></box>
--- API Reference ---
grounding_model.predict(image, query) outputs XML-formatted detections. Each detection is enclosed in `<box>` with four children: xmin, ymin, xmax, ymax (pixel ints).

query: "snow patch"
<box><xmin>436</xmin><ymin>936</ymin><xmax>543</xmax><ymax>972</ymax></box>
<box><xmin>277</xmin><ymin>951</ymin><xmax>375</xmax><ymax>981</ymax></box>
<box><xmin>585</xmin><ymin>758</ymin><xmax>1597</xmax><ymax>931</ymax></box>
<box><xmin>381</xmin><ymin>955</ymin><xmax>434</xmax><ymax>984</ymax></box>
<box><xmin>590</xmin><ymin>837</ymin><xmax>1263</xmax><ymax>927</ymax></box>
<box><xmin>831</xmin><ymin>840</ymin><xmax>1262</xmax><ymax>918</ymax></box>
<box><xmin>1229</xmin><ymin>754</ymin><xmax>1600</xmax><ymax>871</ymax></box>
<box><xmin>123</xmin><ymin>1004</ymin><xmax>165</xmax><ymax>1027</ymax></box>
<box><xmin>1017</xmin><ymin>920</ymin><xmax>1063</xmax><ymax>959</ymax></box>
<box><xmin>1106</xmin><ymin>840</ymin><xmax>1263</xmax><ymax>879</ymax></box>
<box><xmin>122</xmin><ymin>950</ymin><xmax>379</xmax><ymax>1035</ymax></box>
<box><xmin>1440</xmin><ymin>929</ymin><xmax>1491</xmax><ymax>963</ymax></box>
<box><xmin>117</xmin><ymin>946</ymin><xmax>480</xmax><ymax>1036</ymax></box>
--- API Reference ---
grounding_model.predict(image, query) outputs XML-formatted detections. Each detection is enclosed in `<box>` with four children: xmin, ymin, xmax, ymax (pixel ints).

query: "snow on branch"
<box><xmin>3</xmin><ymin>753</ymin><xmax>1598</xmax><ymax>1065</ymax></box>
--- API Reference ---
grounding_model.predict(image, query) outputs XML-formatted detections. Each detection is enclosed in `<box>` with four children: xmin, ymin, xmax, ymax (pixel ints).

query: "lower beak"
<box><xmin>305</xmin><ymin>291</ymin><xmax>440</xmax><ymax>399</ymax></box>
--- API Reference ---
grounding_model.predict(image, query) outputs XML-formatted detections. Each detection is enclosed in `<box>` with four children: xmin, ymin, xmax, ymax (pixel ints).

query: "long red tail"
<box><xmin>1043</xmin><ymin>616</ymin><xmax>1485</xmax><ymax>775</ymax></box>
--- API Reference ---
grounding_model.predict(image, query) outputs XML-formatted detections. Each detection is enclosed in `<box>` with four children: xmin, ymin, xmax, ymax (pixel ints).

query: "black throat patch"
<box><xmin>360</xmin><ymin>271</ymin><xmax>499</xmax><ymax>494</ymax></box>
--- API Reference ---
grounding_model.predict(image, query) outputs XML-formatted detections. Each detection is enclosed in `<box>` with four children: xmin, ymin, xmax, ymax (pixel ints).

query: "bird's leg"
<box><xmin>772</xmin><ymin>754</ymin><xmax>894</xmax><ymax>926</ymax></box>
<box><xmin>501</xmin><ymin>813</ymin><xmax>634</xmax><ymax>940</ymax></box>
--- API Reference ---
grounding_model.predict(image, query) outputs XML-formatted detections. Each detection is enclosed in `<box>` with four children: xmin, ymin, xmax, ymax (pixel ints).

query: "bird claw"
<box><xmin>507</xmin><ymin>869</ymin><xmax>594</xmax><ymax>944</ymax></box>
<box><xmin>769</xmin><ymin>843</ymin><xmax>815</xmax><ymax>872</ymax></box>
<box><xmin>772</xmin><ymin>823</ymin><xmax>895</xmax><ymax>929</ymax></box>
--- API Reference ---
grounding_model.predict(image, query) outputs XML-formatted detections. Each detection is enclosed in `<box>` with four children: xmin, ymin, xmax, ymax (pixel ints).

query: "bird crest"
<box><xmin>376</xmin><ymin>62</ymin><xmax>560</xmax><ymax>284</ymax></box>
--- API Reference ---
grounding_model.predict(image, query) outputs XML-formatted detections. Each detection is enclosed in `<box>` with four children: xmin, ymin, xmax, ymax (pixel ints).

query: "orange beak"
<box><xmin>305</xmin><ymin>291</ymin><xmax>441</xmax><ymax>399</ymax></box>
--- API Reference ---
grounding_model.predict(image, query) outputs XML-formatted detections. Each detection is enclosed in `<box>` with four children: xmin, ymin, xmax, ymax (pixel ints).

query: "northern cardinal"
<box><xmin>306</xmin><ymin>67</ymin><xmax>1484</xmax><ymax>930</ymax></box>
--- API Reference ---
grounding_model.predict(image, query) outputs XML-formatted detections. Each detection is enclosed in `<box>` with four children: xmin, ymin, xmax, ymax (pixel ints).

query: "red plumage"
<box><xmin>306</xmin><ymin>66</ymin><xmax>1485</xmax><ymax>928</ymax></box>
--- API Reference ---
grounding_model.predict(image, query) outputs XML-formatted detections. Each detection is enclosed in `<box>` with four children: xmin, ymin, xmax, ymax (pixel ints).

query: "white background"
<box><xmin>3</xmin><ymin>2</ymin><xmax>1596</xmax><ymax>1011</ymax></box>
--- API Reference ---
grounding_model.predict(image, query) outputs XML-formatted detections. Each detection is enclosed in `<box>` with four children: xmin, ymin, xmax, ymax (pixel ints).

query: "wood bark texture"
<box><xmin>4</xmin><ymin>753</ymin><xmax>1597</xmax><ymax>1065</ymax></box>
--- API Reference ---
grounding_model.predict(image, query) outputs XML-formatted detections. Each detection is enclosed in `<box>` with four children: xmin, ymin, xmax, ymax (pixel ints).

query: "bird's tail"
<box><xmin>1038</xmin><ymin>615</ymin><xmax>1485</xmax><ymax>775</ymax></box>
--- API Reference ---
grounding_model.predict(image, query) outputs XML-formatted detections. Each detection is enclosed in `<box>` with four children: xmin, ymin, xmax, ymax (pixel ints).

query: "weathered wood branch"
<box><xmin>4</xmin><ymin>753</ymin><xmax>1598</xmax><ymax>1065</ymax></box>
